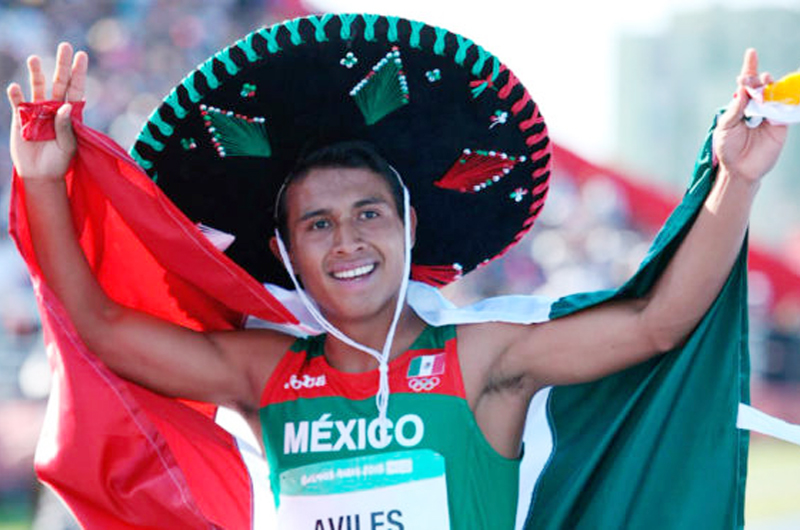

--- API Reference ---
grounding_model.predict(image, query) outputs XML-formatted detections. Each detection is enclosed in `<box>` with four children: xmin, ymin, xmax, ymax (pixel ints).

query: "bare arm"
<box><xmin>463</xmin><ymin>49</ymin><xmax>787</xmax><ymax>395</ymax></box>
<box><xmin>7</xmin><ymin>43</ymin><xmax>292</xmax><ymax>409</ymax></box>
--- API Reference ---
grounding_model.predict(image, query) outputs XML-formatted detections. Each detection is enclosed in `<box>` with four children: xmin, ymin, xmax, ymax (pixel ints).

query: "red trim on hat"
<box><xmin>411</xmin><ymin>263</ymin><xmax>463</xmax><ymax>286</ymax></box>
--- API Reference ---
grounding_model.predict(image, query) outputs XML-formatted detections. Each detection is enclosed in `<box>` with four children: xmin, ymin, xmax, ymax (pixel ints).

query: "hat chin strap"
<box><xmin>274</xmin><ymin>176</ymin><xmax>412</xmax><ymax>428</ymax></box>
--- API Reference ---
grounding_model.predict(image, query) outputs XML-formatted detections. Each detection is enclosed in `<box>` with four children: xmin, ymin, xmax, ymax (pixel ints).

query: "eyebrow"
<box><xmin>296</xmin><ymin>196</ymin><xmax>389</xmax><ymax>223</ymax></box>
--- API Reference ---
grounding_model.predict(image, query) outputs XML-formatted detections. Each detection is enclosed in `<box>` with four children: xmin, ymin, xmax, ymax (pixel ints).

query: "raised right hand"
<box><xmin>713</xmin><ymin>48</ymin><xmax>787</xmax><ymax>185</ymax></box>
<box><xmin>6</xmin><ymin>42</ymin><xmax>88</xmax><ymax>180</ymax></box>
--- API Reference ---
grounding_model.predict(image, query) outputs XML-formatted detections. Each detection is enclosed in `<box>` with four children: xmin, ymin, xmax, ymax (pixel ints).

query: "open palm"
<box><xmin>7</xmin><ymin>42</ymin><xmax>88</xmax><ymax>180</ymax></box>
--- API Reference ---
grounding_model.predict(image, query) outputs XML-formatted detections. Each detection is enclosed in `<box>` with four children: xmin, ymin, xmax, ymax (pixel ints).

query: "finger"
<box><xmin>760</xmin><ymin>72</ymin><xmax>774</xmax><ymax>86</ymax></box>
<box><xmin>28</xmin><ymin>55</ymin><xmax>46</xmax><ymax>102</ymax></box>
<box><xmin>6</xmin><ymin>82</ymin><xmax>24</xmax><ymax>110</ymax></box>
<box><xmin>739</xmin><ymin>48</ymin><xmax>758</xmax><ymax>79</ymax></box>
<box><xmin>66</xmin><ymin>50</ymin><xmax>88</xmax><ymax>102</ymax></box>
<box><xmin>7</xmin><ymin>83</ymin><xmax>23</xmax><ymax>137</ymax></box>
<box><xmin>55</xmin><ymin>103</ymin><xmax>77</xmax><ymax>153</ymax></box>
<box><xmin>718</xmin><ymin>86</ymin><xmax>748</xmax><ymax>130</ymax></box>
<box><xmin>51</xmin><ymin>42</ymin><xmax>74</xmax><ymax>101</ymax></box>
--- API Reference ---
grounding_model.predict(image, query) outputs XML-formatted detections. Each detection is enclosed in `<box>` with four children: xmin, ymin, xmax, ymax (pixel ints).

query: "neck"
<box><xmin>324</xmin><ymin>304</ymin><xmax>425</xmax><ymax>373</ymax></box>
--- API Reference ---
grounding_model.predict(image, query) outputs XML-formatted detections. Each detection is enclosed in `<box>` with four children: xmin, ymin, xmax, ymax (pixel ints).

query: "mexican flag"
<box><xmin>407</xmin><ymin>353</ymin><xmax>446</xmax><ymax>378</ymax></box>
<box><xmin>10</xmin><ymin>102</ymin><xmax>794</xmax><ymax>529</ymax></box>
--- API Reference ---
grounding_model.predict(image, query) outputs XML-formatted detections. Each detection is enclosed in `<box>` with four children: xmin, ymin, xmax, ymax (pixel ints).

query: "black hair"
<box><xmin>274</xmin><ymin>140</ymin><xmax>406</xmax><ymax>245</ymax></box>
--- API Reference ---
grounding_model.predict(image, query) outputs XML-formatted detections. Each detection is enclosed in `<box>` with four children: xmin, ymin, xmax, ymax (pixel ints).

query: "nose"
<box><xmin>332</xmin><ymin>219</ymin><xmax>365</xmax><ymax>254</ymax></box>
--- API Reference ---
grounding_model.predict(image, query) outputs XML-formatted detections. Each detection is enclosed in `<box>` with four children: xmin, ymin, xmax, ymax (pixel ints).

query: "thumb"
<box><xmin>55</xmin><ymin>103</ymin><xmax>77</xmax><ymax>154</ymax></box>
<box><xmin>717</xmin><ymin>86</ymin><xmax>748</xmax><ymax>131</ymax></box>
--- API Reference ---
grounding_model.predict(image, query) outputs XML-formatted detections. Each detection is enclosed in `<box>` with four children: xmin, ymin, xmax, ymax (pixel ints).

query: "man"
<box><xmin>7</xmin><ymin>17</ymin><xmax>787</xmax><ymax>529</ymax></box>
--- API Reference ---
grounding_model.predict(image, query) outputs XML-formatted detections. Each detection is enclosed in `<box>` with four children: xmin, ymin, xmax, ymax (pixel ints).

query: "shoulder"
<box><xmin>210</xmin><ymin>327</ymin><xmax>300</xmax><ymax>408</ymax></box>
<box><xmin>456</xmin><ymin>322</ymin><xmax>539</xmax><ymax>384</ymax></box>
<box><xmin>456</xmin><ymin>321</ymin><xmax>535</xmax><ymax>359</ymax></box>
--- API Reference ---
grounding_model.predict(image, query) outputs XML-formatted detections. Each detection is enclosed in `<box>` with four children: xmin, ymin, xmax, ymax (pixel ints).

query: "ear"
<box><xmin>269</xmin><ymin>236</ymin><xmax>281</xmax><ymax>260</ymax></box>
<box><xmin>409</xmin><ymin>206</ymin><xmax>418</xmax><ymax>249</ymax></box>
<box><xmin>269</xmin><ymin>235</ymin><xmax>294</xmax><ymax>270</ymax></box>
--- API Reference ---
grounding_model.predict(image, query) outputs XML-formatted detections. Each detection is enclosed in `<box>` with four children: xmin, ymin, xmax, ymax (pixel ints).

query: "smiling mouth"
<box><xmin>331</xmin><ymin>263</ymin><xmax>376</xmax><ymax>281</ymax></box>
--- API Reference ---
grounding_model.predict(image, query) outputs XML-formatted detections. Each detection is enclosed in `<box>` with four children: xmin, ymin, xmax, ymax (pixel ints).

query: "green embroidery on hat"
<box><xmin>180</xmin><ymin>137</ymin><xmax>197</xmax><ymax>150</ymax></box>
<box><xmin>409</xmin><ymin>20</ymin><xmax>425</xmax><ymax>49</ymax></box>
<box><xmin>471</xmin><ymin>54</ymin><xmax>502</xmax><ymax>99</ymax></box>
<box><xmin>136</xmin><ymin>125</ymin><xmax>164</xmax><ymax>152</ymax></box>
<box><xmin>455</xmin><ymin>35</ymin><xmax>473</xmax><ymax>66</ymax></box>
<box><xmin>471</xmin><ymin>82</ymin><xmax>489</xmax><ymax>99</ymax></box>
<box><xmin>240</xmin><ymin>83</ymin><xmax>257</xmax><ymax>98</ymax></box>
<box><xmin>284</xmin><ymin>19</ymin><xmax>303</xmax><ymax>45</ymax></box>
<box><xmin>130</xmin><ymin>147</ymin><xmax>154</xmax><ymax>170</ymax></box>
<box><xmin>471</xmin><ymin>46</ymin><xmax>492</xmax><ymax>77</ymax></box>
<box><xmin>163</xmin><ymin>90</ymin><xmax>188</xmax><ymax>119</ymax></box>
<box><xmin>197</xmin><ymin>61</ymin><xmax>220</xmax><ymax>90</ymax></box>
<box><xmin>363</xmin><ymin>14</ymin><xmax>380</xmax><ymax>42</ymax></box>
<box><xmin>433</xmin><ymin>27</ymin><xmax>448</xmax><ymax>56</ymax></box>
<box><xmin>132</xmin><ymin>14</ymin><xmax>519</xmax><ymax>189</ymax></box>
<box><xmin>240</xmin><ymin>34</ymin><xmax>260</xmax><ymax>62</ymax></box>
<box><xmin>201</xmin><ymin>105</ymin><xmax>271</xmax><ymax>158</ymax></box>
<box><xmin>258</xmin><ymin>26</ymin><xmax>282</xmax><ymax>54</ymax></box>
<box><xmin>386</xmin><ymin>16</ymin><xmax>400</xmax><ymax>42</ymax></box>
<box><xmin>490</xmin><ymin>57</ymin><xmax>501</xmax><ymax>81</ymax></box>
<box><xmin>182</xmin><ymin>74</ymin><xmax>202</xmax><ymax>103</ymax></box>
<box><xmin>425</xmin><ymin>69</ymin><xmax>442</xmax><ymax>83</ymax></box>
<box><xmin>338</xmin><ymin>14</ymin><xmax>358</xmax><ymax>40</ymax></box>
<box><xmin>340</xmin><ymin>52</ymin><xmax>358</xmax><ymax>69</ymax></box>
<box><xmin>350</xmin><ymin>47</ymin><xmax>410</xmax><ymax>125</ymax></box>
<box><xmin>510</xmin><ymin>187</ymin><xmax>528</xmax><ymax>203</ymax></box>
<box><xmin>214</xmin><ymin>48</ymin><xmax>240</xmax><ymax>76</ymax></box>
<box><xmin>149</xmin><ymin>112</ymin><xmax>175</xmax><ymax>136</ymax></box>
<box><xmin>308</xmin><ymin>14</ymin><xmax>333</xmax><ymax>42</ymax></box>
<box><xmin>490</xmin><ymin>110</ymin><xmax>508</xmax><ymax>128</ymax></box>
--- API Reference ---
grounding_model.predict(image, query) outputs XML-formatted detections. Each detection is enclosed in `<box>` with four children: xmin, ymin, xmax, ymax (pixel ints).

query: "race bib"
<box><xmin>278</xmin><ymin>449</ymin><xmax>450</xmax><ymax>529</ymax></box>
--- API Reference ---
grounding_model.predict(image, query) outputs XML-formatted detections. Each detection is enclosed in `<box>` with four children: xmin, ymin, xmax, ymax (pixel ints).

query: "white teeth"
<box><xmin>333</xmin><ymin>264</ymin><xmax>375</xmax><ymax>280</ymax></box>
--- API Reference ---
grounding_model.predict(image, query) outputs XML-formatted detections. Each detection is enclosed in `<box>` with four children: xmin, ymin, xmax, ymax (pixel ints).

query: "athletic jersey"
<box><xmin>259</xmin><ymin>324</ymin><xmax>520</xmax><ymax>529</ymax></box>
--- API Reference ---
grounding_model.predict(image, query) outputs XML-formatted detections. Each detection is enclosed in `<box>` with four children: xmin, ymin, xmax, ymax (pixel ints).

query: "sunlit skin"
<box><xmin>271</xmin><ymin>167</ymin><xmax>425</xmax><ymax>373</ymax></box>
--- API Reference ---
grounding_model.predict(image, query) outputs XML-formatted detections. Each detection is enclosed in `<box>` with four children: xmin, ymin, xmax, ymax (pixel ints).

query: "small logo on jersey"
<box><xmin>406</xmin><ymin>352</ymin><xmax>446</xmax><ymax>378</ymax></box>
<box><xmin>284</xmin><ymin>374</ymin><xmax>327</xmax><ymax>390</ymax></box>
<box><xmin>408</xmin><ymin>376</ymin><xmax>441</xmax><ymax>393</ymax></box>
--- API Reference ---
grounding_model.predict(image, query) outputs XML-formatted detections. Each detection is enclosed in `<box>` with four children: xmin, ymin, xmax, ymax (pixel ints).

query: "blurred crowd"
<box><xmin>0</xmin><ymin>0</ymin><xmax>306</xmax><ymax>524</ymax></box>
<box><xmin>1</xmin><ymin>0</ymin><xmax>799</xmax><ymax>527</ymax></box>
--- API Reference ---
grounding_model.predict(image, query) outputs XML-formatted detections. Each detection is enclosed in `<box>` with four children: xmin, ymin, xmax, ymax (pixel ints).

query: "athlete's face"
<box><xmin>276</xmin><ymin>167</ymin><xmax>415</xmax><ymax>325</ymax></box>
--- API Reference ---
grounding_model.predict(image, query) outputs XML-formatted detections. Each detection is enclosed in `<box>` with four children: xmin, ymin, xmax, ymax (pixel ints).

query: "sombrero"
<box><xmin>131</xmin><ymin>13</ymin><xmax>551</xmax><ymax>289</ymax></box>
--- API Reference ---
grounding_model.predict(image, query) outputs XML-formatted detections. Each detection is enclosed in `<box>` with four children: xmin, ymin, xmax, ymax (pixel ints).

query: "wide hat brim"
<box><xmin>131</xmin><ymin>13</ymin><xmax>551</xmax><ymax>289</ymax></box>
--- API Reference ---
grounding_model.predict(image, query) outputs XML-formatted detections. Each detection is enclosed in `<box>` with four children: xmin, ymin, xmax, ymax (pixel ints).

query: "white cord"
<box><xmin>274</xmin><ymin>171</ymin><xmax>412</xmax><ymax>425</ymax></box>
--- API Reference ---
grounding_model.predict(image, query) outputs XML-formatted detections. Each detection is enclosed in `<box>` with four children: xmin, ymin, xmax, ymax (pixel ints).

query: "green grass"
<box><xmin>0</xmin><ymin>500</ymin><xmax>32</xmax><ymax>530</ymax></box>
<box><xmin>746</xmin><ymin>437</ymin><xmax>800</xmax><ymax>526</ymax></box>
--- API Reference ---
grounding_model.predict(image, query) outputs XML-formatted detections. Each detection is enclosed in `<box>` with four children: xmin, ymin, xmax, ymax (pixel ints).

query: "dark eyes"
<box><xmin>311</xmin><ymin>219</ymin><xmax>331</xmax><ymax>230</ymax></box>
<box><xmin>359</xmin><ymin>210</ymin><xmax>380</xmax><ymax>220</ymax></box>
<box><xmin>307</xmin><ymin>210</ymin><xmax>380</xmax><ymax>231</ymax></box>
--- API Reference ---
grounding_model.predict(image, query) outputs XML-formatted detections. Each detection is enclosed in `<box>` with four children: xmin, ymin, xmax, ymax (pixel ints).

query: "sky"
<box><xmin>306</xmin><ymin>0</ymin><xmax>800</xmax><ymax>162</ymax></box>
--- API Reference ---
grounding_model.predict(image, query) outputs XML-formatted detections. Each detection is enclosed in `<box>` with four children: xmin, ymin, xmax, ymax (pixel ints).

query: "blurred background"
<box><xmin>1</xmin><ymin>0</ymin><xmax>799</xmax><ymax>528</ymax></box>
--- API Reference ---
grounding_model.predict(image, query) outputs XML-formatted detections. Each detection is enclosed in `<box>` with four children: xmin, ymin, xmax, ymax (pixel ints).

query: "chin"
<box><xmin>320</xmin><ymin>296</ymin><xmax>399</xmax><ymax>324</ymax></box>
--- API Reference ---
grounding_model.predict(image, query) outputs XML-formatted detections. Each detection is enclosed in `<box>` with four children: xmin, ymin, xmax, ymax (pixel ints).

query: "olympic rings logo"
<box><xmin>408</xmin><ymin>377</ymin><xmax>441</xmax><ymax>392</ymax></box>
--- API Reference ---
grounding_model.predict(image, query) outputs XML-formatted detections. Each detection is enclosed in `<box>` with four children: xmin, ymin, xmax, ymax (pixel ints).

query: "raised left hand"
<box><xmin>713</xmin><ymin>48</ymin><xmax>788</xmax><ymax>183</ymax></box>
<box><xmin>7</xmin><ymin>42</ymin><xmax>87</xmax><ymax>181</ymax></box>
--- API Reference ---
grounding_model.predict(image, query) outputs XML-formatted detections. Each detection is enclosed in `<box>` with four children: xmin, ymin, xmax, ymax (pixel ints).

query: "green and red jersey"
<box><xmin>259</xmin><ymin>324</ymin><xmax>520</xmax><ymax>529</ymax></box>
